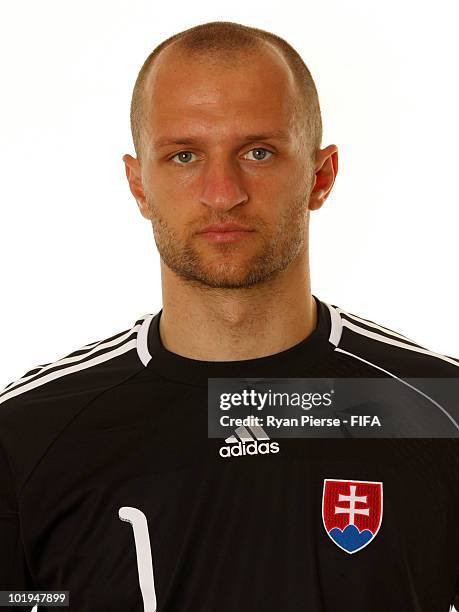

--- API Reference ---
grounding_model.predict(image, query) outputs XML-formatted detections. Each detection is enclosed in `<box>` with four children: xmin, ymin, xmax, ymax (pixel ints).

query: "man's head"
<box><xmin>123</xmin><ymin>21</ymin><xmax>338</xmax><ymax>290</ymax></box>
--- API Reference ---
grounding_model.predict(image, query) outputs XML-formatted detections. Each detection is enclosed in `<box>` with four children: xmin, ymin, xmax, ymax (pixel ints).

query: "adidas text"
<box><xmin>219</xmin><ymin>440</ymin><xmax>280</xmax><ymax>458</ymax></box>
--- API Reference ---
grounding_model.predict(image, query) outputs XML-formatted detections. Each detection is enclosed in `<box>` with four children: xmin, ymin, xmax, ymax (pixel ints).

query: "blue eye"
<box><xmin>170</xmin><ymin>148</ymin><xmax>273</xmax><ymax>164</ymax></box>
<box><xmin>244</xmin><ymin>148</ymin><xmax>273</xmax><ymax>161</ymax></box>
<box><xmin>171</xmin><ymin>151</ymin><xmax>197</xmax><ymax>164</ymax></box>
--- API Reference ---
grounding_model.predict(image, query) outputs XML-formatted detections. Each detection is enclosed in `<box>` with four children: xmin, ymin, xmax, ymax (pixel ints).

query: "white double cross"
<box><xmin>334</xmin><ymin>485</ymin><xmax>370</xmax><ymax>526</ymax></box>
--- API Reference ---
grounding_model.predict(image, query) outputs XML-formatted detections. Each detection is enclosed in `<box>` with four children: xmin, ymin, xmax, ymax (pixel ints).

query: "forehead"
<box><xmin>142</xmin><ymin>42</ymin><xmax>301</xmax><ymax>141</ymax></box>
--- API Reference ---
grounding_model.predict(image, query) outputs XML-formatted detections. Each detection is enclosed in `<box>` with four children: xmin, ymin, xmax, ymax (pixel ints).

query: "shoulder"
<box><xmin>0</xmin><ymin>312</ymin><xmax>150</xmax><ymax>412</ymax></box>
<box><xmin>0</xmin><ymin>312</ymin><xmax>151</xmax><ymax>490</ymax></box>
<box><xmin>322</xmin><ymin>299</ymin><xmax>459</xmax><ymax>378</ymax></box>
<box><xmin>320</xmin><ymin>299</ymin><xmax>459</xmax><ymax>435</ymax></box>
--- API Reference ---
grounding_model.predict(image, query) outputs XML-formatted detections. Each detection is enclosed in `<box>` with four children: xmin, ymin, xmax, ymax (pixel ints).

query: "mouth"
<box><xmin>196</xmin><ymin>229</ymin><xmax>255</xmax><ymax>243</ymax></box>
<box><xmin>196</xmin><ymin>223</ymin><xmax>255</xmax><ymax>243</ymax></box>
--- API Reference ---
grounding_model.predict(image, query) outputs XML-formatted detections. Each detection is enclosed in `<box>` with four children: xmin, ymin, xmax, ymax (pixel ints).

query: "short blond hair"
<box><xmin>130</xmin><ymin>21</ymin><xmax>322</xmax><ymax>163</ymax></box>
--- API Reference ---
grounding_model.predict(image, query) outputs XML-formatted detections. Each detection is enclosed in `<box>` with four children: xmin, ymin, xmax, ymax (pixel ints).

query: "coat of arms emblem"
<box><xmin>322</xmin><ymin>478</ymin><xmax>383</xmax><ymax>554</ymax></box>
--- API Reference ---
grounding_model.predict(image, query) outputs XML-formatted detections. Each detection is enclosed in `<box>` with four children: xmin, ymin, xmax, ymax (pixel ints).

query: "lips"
<box><xmin>196</xmin><ymin>223</ymin><xmax>255</xmax><ymax>244</ymax></box>
<box><xmin>198</xmin><ymin>223</ymin><xmax>253</xmax><ymax>233</ymax></box>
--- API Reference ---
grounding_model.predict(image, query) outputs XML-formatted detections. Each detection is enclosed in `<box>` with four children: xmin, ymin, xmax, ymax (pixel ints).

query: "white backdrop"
<box><xmin>0</xmin><ymin>3</ymin><xmax>458</xmax><ymax>608</ymax></box>
<box><xmin>1</xmin><ymin>1</ymin><xmax>458</xmax><ymax>390</ymax></box>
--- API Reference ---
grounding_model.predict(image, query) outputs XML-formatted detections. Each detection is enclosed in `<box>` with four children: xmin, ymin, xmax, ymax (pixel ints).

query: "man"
<box><xmin>1</xmin><ymin>21</ymin><xmax>458</xmax><ymax>612</ymax></box>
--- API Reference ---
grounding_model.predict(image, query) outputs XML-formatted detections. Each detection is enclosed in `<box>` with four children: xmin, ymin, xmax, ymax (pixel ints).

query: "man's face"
<box><xmin>136</xmin><ymin>43</ymin><xmax>315</xmax><ymax>289</ymax></box>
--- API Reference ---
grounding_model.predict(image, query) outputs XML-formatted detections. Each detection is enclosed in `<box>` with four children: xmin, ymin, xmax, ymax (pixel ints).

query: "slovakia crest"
<box><xmin>322</xmin><ymin>478</ymin><xmax>383</xmax><ymax>554</ymax></box>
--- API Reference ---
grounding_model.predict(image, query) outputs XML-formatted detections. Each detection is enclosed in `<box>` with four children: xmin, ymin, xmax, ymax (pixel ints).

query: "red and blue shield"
<box><xmin>322</xmin><ymin>478</ymin><xmax>383</xmax><ymax>554</ymax></box>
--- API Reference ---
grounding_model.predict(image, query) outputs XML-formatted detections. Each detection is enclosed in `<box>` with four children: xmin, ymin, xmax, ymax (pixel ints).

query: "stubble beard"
<box><xmin>146</xmin><ymin>193</ymin><xmax>309</xmax><ymax>290</ymax></box>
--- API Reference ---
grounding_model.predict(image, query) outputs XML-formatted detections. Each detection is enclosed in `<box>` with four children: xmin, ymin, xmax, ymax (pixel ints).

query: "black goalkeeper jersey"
<box><xmin>1</xmin><ymin>295</ymin><xmax>458</xmax><ymax>612</ymax></box>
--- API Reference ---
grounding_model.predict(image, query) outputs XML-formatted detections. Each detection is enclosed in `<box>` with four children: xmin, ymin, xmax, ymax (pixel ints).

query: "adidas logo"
<box><xmin>219</xmin><ymin>424</ymin><xmax>280</xmax><ymax>458</ymax></box>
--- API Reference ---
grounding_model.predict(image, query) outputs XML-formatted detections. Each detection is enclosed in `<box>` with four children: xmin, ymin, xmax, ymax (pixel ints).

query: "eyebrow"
<box><xmin>153</xmin><ymin>131</ymin><xmax>291</xmax><ymax>148</ymax></box>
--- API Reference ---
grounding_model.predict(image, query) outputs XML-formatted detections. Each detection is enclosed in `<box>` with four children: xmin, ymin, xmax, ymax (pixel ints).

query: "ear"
<box><xmin>308</xmin><ymin>144</ymin><xmax>338</xmax><ymax>211</ymax></box>
<box><xmin>122</xmin><ymin>154</ymin><xmax>151</xmax><ymax>220</ymax></box>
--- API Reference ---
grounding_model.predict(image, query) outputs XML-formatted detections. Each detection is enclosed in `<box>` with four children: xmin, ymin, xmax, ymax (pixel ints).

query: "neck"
<box><xmin>158</xmin><ymin>251</ymin><xmax>317</xmax><ymax>362</ymax></box>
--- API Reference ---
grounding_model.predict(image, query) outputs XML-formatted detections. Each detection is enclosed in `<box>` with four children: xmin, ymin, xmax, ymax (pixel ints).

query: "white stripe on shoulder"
<box><xmin>0</xmin><ymin>315</ymin><xmax>151</xmax><ymax>406</ymax></box>
<box><xmin>1</xmin><ymin>336</ymin><xmax>112</xmax><ymax>391</ymax></box>
<box><xmin>136</xmin><ymin>313</ymin><xmax>156</xmax><ymax>366</ymax></box>
<box><xmin>324</xmin><ymin>301</ymin><xmax>343</xmax><ymax>346</ymax></box>
<box><xmin>335</xmin><ymin>347</ymin><xmax>459</xmax><ymax>433</ymax></box>
<box><xmin>335</xmin><ymin>307</ymin><xmax>425</xmax><ymax>346</ymax></box>
<box><xmin>344</xmin><ymin>319</ymin><xmax>459</xmax><ymax>368</ymax></box>
<box><xmin>325</xmin><ymin>302</ymin><xmax>459</xmax><ymax>369</ymax></box>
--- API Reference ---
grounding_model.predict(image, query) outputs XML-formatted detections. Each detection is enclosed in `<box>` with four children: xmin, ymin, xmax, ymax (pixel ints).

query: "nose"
<box><xmin>199</xmin><ymin>156</ymin><xmax>249</xmax><ymax>211</ymax></box>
